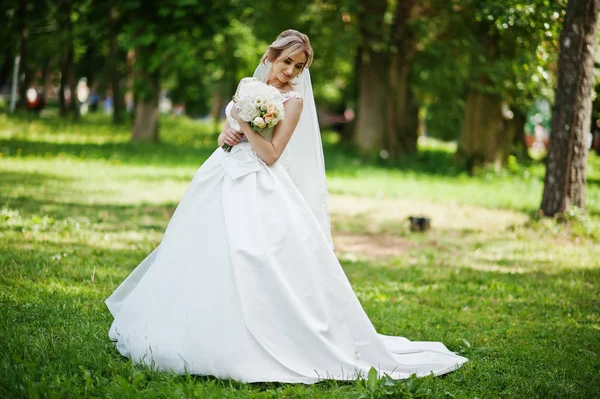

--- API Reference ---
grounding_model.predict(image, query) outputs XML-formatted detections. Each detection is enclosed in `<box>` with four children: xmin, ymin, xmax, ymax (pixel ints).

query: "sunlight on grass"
<box><xmin>330</xmin><ymin>194</ymin><xmax>528</xmax><ymax>233</ymax></box>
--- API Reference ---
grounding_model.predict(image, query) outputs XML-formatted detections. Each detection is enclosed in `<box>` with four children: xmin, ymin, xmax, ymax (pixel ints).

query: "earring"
<box><xmin>291</xmin><ymin>73</ymin><xmax>301</xmax><ymax>85</ymax></box>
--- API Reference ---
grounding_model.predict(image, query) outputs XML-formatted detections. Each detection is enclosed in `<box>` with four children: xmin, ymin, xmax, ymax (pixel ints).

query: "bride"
<box><xmin>105</xmin><ymin>29</ymin><xmax>467</xmax><ymax>383</ymax></box>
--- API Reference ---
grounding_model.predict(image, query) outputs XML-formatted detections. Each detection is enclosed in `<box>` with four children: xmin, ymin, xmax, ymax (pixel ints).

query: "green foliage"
<box><xmin>474</xmin><ymin>0</ymin><xmax>564</xmax><ymax>111</ymax></box>
<box><xmin>298</xmin><ymin>0</ymin><xmax>360</xmax><ymax>105</ymax></box>
<box><xmin>165</xmin><ymin>19</ymin><xmax>267</xmax><ymax>116</ymax></box>
<box><xmin>411</xmin><ymin>0</ymin><xmax>566</xmax><ymax>141</ymax></box>
<box><xmin>0</xmin><ymin>0</ymin><xmax>575</xmax><ymax>137</ymax></box>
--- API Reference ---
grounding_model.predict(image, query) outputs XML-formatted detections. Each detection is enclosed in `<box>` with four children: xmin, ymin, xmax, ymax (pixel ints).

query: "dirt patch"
<box><xmin>329</xmin><ymin>194</ymin><xmax>529</xmax><ymax>262</ymax></box>
<box><xmin>329</xmin><ymin>194</ymin><xmax>528</xmax><ymax>233</ymax></box>
<box><xmin>334</xmin><ymin>232</ymin><xmax>415</xmax><ymax>260</ymax></box>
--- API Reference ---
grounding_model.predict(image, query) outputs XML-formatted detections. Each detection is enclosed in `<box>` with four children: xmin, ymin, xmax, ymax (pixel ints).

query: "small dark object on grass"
<box><xmin>409</xmin><ymin>216</ymin><xmax>431</xmax><ymax>232</ymax></box>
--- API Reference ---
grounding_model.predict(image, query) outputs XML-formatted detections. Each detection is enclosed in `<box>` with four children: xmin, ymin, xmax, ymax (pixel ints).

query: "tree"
<box><xmin>58</xmin><ymin>0</ymin><xmax>79</xmax><ymax>119</ymax></box>
<box><xmin>354</xmin><ymin>0</ymin><xmax>420</xmax><ymax>159</ymax></box>
<box><xmin>354</xmin><ymin>0</ymin><xmax>388</xmax><ymax>156</ymax></box>
<box><xmin>119</xmin><ymin>0</ymin><xmax>228</xmax><ymax>142</ymax></box>
<box><xmin>540</xmin><ymin>0</ymin><xmax>600</xmax><ymax>215</ymax></box>
<box><xmin>452</xmin><ymin>0</ymin><xmax>564</xmax><ymax>171</ymax></box>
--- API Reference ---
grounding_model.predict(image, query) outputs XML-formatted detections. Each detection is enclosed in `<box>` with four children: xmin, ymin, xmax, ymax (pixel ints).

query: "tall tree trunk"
<box><xmin>68</xmin><ymin>54</ymin><xmax>79</xmax><ymax>120</ymax></box>
<box><xmin>590</xmin><ymin>67</ymin><xmax>600</xmax><ymax>155</ymax></box>
<box><xmin>456</xmin><ymin>27</ymin><xmax>518</xmax><ymax>171</ymax></box>
<box><xmin>541</xmin><ymin>0</ymin><xmax>600</xmax><ymax>216</ymax></box>
<box><xmin>132</xmin><ymin>44</ymin><xmax>160</xmax><ymax>142</ymax></box>
<box><xmin>510</xmin><ymin>108</ymin><xmax>530</xmax><ymax>161</ymax></box>
<box><xmin>339</xmin><ymin>47</ymin><xmax>362</xmax><ymax>145</ymax></box>
<box><xmin>354</xmin><ymin>0</ymin><xmax>388</xmax><ymax>156</ymax></box>
<box><xmin>17</xmin><ymin>0</ymin><xmax>28</xmax><ymax>108</ymax></box>
<box><xmin>59</xmin><ymin>46</ymin><xmax>72</xmax><ymax>117</ymax></box>
<box><xmin>40</xmin><ymin>59</ymin><xmax>51</xmax><ymax>105</ymax></box>
<box><xmin>457</xmin><ymin>89</ymin><xmax>509</xmax><ymax>173</ymax></box>
<box><xmin>387</xmin><ymin>60</ymin><xmax>419</xmax><ymax>155</ymax></box>
<box><xmin>355</xmin><ymin>0</ymin><xmax>419</xmax><ymax>158</ymax></box>
<box><xmin>0</xmin><ymin>51</ymin><xmax>13</xmax><ymax>88</ymax></box>
<box><xmin>355</xmin><ymin>48</ymin><xmax>388</xmax><ymax>154</ymax></box>
<box><xmin>402</xmin><ymin>86</ymin><xmax>419</xmax><ymax>151</ymax></box>
<box><xmin>59</xmin><ymin>0</ymin><xmax>78</xmax><ymax>119</ymax></box>
<box><xmin>109</xmin><ymin>5</ymin><xmax>124</xmax><ymax>124</ymax></box>
<box><xmin>133</xmin><ymin>97</ymin><xmax>159</xmax><ymax>142</ymax></box>
<box><xmin>386</xmin><ymin>0</ymin><xmax>418</xmax><ymax>157</ymax></box>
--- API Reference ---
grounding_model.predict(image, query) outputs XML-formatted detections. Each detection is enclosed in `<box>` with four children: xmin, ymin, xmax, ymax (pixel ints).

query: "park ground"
<box><xmin>0</xmin><ymin>112</ymin><xmax>599</xmax><ymax>398</ymax></box>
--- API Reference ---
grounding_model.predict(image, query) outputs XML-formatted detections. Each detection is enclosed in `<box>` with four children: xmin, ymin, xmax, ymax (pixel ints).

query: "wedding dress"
<box><xmin>105</xmin><ymin>68</ymin><xmax>467</xmax><ymax>383</ymax></box>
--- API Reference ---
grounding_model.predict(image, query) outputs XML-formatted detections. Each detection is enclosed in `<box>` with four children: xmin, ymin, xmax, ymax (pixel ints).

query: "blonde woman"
<box><xmin>105</xmin><ymin>29</ymin><xmax>467</xmax><ymax>383</ymax></box>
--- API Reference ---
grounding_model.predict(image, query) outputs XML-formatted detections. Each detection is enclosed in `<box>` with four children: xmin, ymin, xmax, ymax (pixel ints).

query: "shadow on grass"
<box><xmin>0</xmin><ymin>170</ymin><xmax>176</xmax><ymax>234</ymax></box>
<box><xmin>323</xmin><ymin>141</ymin><xmax>464</xmax><ymax>177</ymax></box>
<box><xmin>0</xmin><ymin>194</ymin><xmax>174</xmax><ymax>233</ymax></box>
<box><xmin>587</xmin><ymin>177</ymin><xmax>600</xmax><ymax>188</ymax></box>
<box><xmin>0</xmin><ymin>135</ymin><xmax>463</xmax><ymax>178</ymax></box>
<box><xmin>0</xmin><ymin>138</ymin><xmax>218</xmax><ymax>167</ymax></box>
<box><xmin>0</xmin><ymin>168</ymin><xmax>73</xmax><ymax>187</ymax></box>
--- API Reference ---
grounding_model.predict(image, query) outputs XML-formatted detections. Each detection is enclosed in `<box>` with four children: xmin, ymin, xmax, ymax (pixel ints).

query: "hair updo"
<box><xmin>261</xmin><ymin>29</ymin><xmax>313</xmax><ymax>70</ymax></box>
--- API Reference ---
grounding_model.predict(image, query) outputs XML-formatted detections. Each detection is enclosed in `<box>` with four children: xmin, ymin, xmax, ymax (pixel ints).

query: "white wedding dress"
<box><xmin>105</xmin><ymin>89</ymin><xmax>467</xmax><ymax>384</ymax></box>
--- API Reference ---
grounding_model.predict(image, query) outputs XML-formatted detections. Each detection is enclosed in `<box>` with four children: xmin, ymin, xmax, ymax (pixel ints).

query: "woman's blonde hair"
<box><xmin>261</xmin><ymin>29</ymin><xmax>313</xmax><ymax>70</ymax></box>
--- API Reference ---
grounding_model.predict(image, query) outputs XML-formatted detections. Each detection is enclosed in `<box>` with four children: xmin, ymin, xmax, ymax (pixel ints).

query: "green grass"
<box><xmin>1</xmin><ymin>111</ymin><xmax>599</xmax><ymax>398</ymax></box>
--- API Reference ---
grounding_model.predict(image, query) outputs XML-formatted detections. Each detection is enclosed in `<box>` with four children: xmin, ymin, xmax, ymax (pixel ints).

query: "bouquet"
<box><xmin>222</xmin><ymin>79</ymin><xmax>285</xmax><ymax>152</ymax></box>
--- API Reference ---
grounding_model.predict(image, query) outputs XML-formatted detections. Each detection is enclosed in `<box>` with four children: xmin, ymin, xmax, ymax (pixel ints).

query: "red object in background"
<box><xmin>524</xmin><ymin>135</ymin><xmax>549</xmax><ymax>151</ymax></box>
<box><xmin>26</xmin><ymin>88</ymin><xmax>45</xmax><ymax>111</ymax></box>
<box><xmin>592</xmin><ymin>131</ymin><xmax>600</xmax><ymax>152</ymax></box>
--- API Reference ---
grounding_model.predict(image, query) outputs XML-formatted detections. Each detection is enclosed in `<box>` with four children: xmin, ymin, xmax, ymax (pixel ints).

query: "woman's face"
<box><xmin>271</xmin><ymin>50</ymin><xmax>307</xmax><ymax>84</ymax></box>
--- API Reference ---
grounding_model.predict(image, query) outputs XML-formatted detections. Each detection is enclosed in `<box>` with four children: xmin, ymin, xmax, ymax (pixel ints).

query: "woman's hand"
<box><xmin>220</xmin><ymin>127</ymin><xmax>244</xmax><ymax>147</ymax></box>
<box><xmin>230</xmin><ymin>106</ymin><xmax>243</xmax><ymax>123</ymax></box>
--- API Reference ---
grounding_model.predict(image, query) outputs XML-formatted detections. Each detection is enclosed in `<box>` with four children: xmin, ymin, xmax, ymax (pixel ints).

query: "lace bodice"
<box><xmin>281</xmin><ymin>91</ymin><xmax>302</xmax><ymax>102</ymax></box>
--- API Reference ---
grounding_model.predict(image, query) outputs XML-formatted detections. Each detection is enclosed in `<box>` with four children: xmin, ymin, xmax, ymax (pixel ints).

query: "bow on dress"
<box><xmin>220</xmin><ymin>143</ymin><xmax>264</xmax><ymax>181</ymax></box>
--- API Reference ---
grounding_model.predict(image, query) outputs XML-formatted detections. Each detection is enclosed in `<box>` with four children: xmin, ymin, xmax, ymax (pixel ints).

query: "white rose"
<box><xmin>253</xmin><ymin>116</ymin><xmax>266</xmax><ymax>129</ymax></box>
<box><xmin>254</xmin><ymin>95</ymin><xmax>267</xmax><ymax>108</ymax></box>
<box><xmin>238</xmin><ymin>101</ymin><xmax>259</xmax><ymax>121</ymax></box>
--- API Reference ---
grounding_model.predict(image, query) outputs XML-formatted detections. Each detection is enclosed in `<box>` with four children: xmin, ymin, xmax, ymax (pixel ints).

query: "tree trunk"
<box><xmin>355</xmin><ymin>48</ymin><xmax>388</xmax><ymax>154</ymax></box>
<box><xmin>17</xmin><ymin>0</ymin><xmax>28</xmax><ymax>108</ymax></box>
<box><xmin>59</xmin><ymin>0</ymin><xmax>78</xmax><ymax>119</ymax></box>
<box><xmin>510</xmin><ymin>108</ymin><xmax>530</xmax><ymax>161</ymax></box>
<box><xmin>339</xmin><ymin>47</ymin><xmax>362</xmax><ymax>145</ymax></box>
<box><xmin>402</xmin><ymin>86</ymin><xmax>420</xmax><ymax>152</ymax></box>
<box><xmin>387</xmin><ymin>59</ymin><xmax>419</xmax><ymax>156</ymax></box>
<box><xmin>354</xmin><ymin>0</ymin><xmax>388</xmax><ymax>156</ymax></box>
<box><xmin>0</xmin><ymin>51</ymin><xmax>13</xmax><ymax>88</ymax></box>
<box><xmin>133</xmin><ymin>100</ymin><xmax>159</xmax><ymax>142</ymax></box>
<box><xmin>68</xmin><ymin>52</ymin><xmax>79</xmax><ymax>120</ymax></box>
<box><xmin>386</xmin><ymin>0</ymin><xmax>418</xmax><ymax>157</ymax></box>
<box><xmin>132</xmin><ymin>45</ymin><xmax>160</xmax><ymax>142</ymax></box>
<box><xmin>355</xmin><ymin>0</ymin><xmax>419</xmax><ymax>159</ymax></box>
<box><xmin>541</xmin><ymin>0</ymin><xmax>600</xmax><ymax>216</ymax></box>
<box><xmin>59</xmin><ymin>46</ymin><xmax>72</xmax><ymax>117</ymax></box>
<box><xmin>109</xmin><ymin>5</ymin><xmax>124</xmax><ymax>124</ymax></box>
<box><xmin>457</xmin><ymin>89</ymin><xmax>510</xmax><ymax>173</ymax></box>
<box><xmin>40</xmin><ymin>59</ymin><xmax>51</xmax><ymax>105</ymax></box>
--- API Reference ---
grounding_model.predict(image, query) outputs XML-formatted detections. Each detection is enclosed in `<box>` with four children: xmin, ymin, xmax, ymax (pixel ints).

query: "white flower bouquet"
<box><xmin>222</xmin><ymin>79</ymin><xmax>285</xmax><ymax>152</ymax></box>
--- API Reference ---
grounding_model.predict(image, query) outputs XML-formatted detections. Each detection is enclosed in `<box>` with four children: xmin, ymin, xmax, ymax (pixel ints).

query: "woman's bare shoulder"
<box><xmin>283</xmin><ymin>96</ymin><xmax>303</xmax><ymax>113</ymax></box>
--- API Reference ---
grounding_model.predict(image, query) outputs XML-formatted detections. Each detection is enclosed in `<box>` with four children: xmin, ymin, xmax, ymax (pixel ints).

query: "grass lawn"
<box><xmin>1</xmin><ymin>112</ymin><xmax>599</xmax><ymax>398</ymax></box>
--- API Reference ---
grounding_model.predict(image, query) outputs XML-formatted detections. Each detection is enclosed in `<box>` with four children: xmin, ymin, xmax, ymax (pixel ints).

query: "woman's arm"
<box><xmin>218</xmin><ymin>120</ymin><xmax>244</xmax><ymax>147</ymax></box>
<box><xmin>232</xmin><ymin>98</ymin><xmax>303</xmax><ymax>166</ymax></box>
